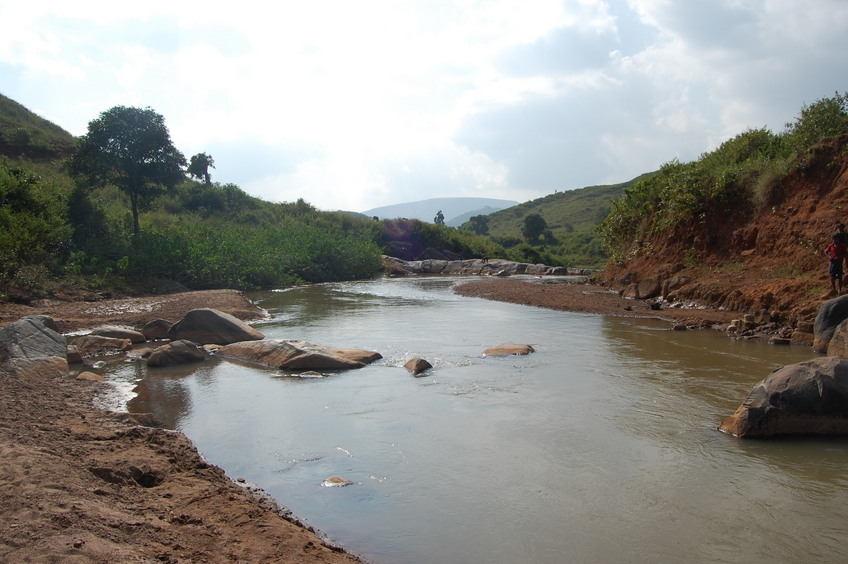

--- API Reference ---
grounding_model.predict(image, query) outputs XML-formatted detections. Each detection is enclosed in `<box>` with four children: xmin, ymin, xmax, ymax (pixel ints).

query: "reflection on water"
<box><xmin>111</xmin><ymin>278</ymin><xmax>848</xmax><ymax>563</ymax></box>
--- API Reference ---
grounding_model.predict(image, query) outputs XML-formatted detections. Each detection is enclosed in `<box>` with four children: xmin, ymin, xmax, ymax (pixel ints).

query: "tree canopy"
<box><xmin>188</xmin><ymin>152</ymin><xmax>215</xmax><ymax>186</ymax></box>
<box><xmin>68</xmin><ymin>106</ymin><xmax>186</xmax><ymax>235</ymax></box>
<box><xmin>521</xmin><ymin>213</ymin><xmax>548</xmax><ymax>244</ymax></box>
<box><xmin>466</xmin><ymin>214</ymin><xmax>489</xmax><ymax>235</ymax></box>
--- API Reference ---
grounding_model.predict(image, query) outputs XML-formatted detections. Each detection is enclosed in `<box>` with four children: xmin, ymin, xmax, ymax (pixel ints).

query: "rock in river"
<box><xmin>719</xmin><ymin>357</ymin><xmax>848</xmax><ymax>438</ymax></box>
<box><xmin>813</xmin><ymin>294</ymin><xmax>848</xmax><ymax>352</ymax></box>
<box><xmin>404</xmin><ymin>358</ymin><xmax>432</xmax><ymax>375</ymax></box>
<box><xmin>168</xmin><ymin>308</ymin><xmax>264</xmax><ymax>345</ymax></box>
<box><xmin>216</xmin><ymin>339</ymin><xmax>382</xmax><ymax>371</ymax></box>
<box><xmin>482</xmin><ymin>344</ymin><xmax>535</xmax><ymax>356</ymax></box>
<box><xmin>90</xmin><ymin>325</ymin><xmax>147</xmax><ymax>343</ymax></box>
<box><xmin>147</xmin><ymin>339</ymin><xmax>208</xmax><ymax>367</ymax></box>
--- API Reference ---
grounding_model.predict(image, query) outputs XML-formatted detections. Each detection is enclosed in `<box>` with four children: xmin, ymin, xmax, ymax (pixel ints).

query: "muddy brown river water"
<box><xmin>111</xmin><ymin>277</ymin><xmax>847</xmax><ymax>563</ymax></box>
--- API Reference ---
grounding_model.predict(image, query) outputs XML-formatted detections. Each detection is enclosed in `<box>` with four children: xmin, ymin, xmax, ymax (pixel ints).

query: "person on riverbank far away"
<box><xmin>835</xmin><ymin>223</ymin><xmax>848</xmax><ymax>265</ymax></box>
<box><xmin>825</xmin><ymin>234</ymin><xmax>848</xmax><ymax>293</ymax></box>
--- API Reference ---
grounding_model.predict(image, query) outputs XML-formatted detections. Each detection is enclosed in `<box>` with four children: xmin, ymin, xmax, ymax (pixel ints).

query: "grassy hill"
<box><xmin>0</xmin><ymin>93</ymin><xmax>76</xmax><ymax>162</ymax></box>
<box><xmin>458</xmin><ymin>174</ymin><xmax>653</xmax><ymax>268</ymax></box>
<box><xmin>484</xmin><ymin>175</ymin><xmax>651</xmax><ymax>238</ymax></box>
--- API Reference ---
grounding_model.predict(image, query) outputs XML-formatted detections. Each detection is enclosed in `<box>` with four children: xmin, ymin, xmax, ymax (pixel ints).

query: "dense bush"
<box><xmin>598</xmin><ymin>92</ymin><xmax>848</xmax><ymax>263</ymax></box>
<box><xmin>117</xmin><ymin>204</ymin><xmax>383</xmax><ymax>290</ymax></box>
<box><xmin>2</xmin><ymin>159</ymin><xmax>388</xmax><ymax>297</ymax></box>
<box><xmin>0</xmin><ymin>163</ymin><xmax>72</xmax><ymax>298</ymax></box>
<box><xmin>376</xmin><ymin>218</ymin><xmax>506</xmax><ymax>260</ymax></box>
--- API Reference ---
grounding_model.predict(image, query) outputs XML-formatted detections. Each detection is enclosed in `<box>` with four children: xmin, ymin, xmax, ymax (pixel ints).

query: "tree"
<box><xmin>466</xmin><ymin>214</ymin><xmax>489</xmax><ymax>235</ymax></box>
<box><xmin>434</xmin><ymin>210</ymin><xmax>445</xmax><ymax>225</ymax></box>
<box><xmin>188</xmin><ymin>152</ymin><xmax>215</xmax><ymax>186</ymax></box>
<box><xmin>521</xmin><ymin>213</ymin><xmax>547</xmax><ymax>244</ymax></box>
<box><xmin>68</xmin><ymin>106</ymin><xmax>186</xmax><ymax>235</ymax></box>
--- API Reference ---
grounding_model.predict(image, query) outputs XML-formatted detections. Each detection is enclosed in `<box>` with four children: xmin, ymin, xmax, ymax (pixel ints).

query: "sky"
<box><xmin>1</xmin><ymin>1</ymin><xmax>846</xmax><ymax>213</ymax></box>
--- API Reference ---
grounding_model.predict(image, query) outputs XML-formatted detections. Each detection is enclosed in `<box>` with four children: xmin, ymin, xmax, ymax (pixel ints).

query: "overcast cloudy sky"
<box><xmin>2</xmin><ymin>1</ymin><xmax>846</xmax><ymax>212</ymax></box>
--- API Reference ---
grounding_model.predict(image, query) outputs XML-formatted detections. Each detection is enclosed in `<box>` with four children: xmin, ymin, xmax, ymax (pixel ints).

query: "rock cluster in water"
<box><xmin>1</xmin><ymin>307</ymin><xmax>542</xmax><ymax>385</ymax></box>
<box><xmin>0</xmin><ymin>308</ymin><xmax>384</xmax><ymax>380</ymax></box>
<box><xmin>384</xmin><ymin>256</ymin><xmax>592</xmax><ymax>277</ymax></box>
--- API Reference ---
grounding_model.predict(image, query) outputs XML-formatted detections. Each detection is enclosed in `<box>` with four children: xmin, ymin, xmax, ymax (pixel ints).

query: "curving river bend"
<box><xmin>114</xmin><ymin>277</ymin><xmax>848</xmax><ymax>563</ymax></box>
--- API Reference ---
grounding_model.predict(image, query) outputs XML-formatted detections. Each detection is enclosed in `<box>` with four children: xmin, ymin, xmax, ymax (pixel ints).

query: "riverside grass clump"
<box><xmin>62</xmin><ymin>188</ymin><xmax>387</xmax><ymax>291</ymax></box>
<box><xmin>598</xmin><ymin>91</ymin><xmax>848</xmax><ymax>263</ymax></box>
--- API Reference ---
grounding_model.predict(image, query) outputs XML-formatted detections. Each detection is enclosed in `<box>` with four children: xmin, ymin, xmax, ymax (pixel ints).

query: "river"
<box><xmin>117</xmin><ymin>277</ymin><xmax>848</xmax><ymax>563</ymax></box>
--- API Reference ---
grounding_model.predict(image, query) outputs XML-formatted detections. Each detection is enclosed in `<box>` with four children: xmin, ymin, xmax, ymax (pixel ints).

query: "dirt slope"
<box><xmin>599</xmin><ymin>136</ymin><xmax>848</xmax><ymax>327</ymax></box>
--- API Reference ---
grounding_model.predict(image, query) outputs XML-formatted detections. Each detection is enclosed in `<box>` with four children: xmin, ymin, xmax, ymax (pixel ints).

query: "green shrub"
<box><xmin>599</xmin><ymin>93</ymin><xmax>848</xmax><ymax>263</ymax></box>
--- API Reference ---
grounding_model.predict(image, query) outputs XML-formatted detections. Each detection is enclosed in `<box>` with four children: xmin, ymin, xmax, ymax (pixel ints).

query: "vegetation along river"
<box><xmin>113</xmin><ymin>277</ymin><xmax>848</xmax><ymax>563</ymax></box>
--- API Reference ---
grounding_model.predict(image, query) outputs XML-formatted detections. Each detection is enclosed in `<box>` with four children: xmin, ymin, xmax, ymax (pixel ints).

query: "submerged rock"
<box><xmin>91</xmin><ymin>326</ymin><xmax>147</xmax><ymax>343</ymax></box>
<box><xmin>216</xmin><ymin>339</ymin><xmax>382</xmax><ymax>371</ymax></box>
<box><xmin>322</xmin><ymin>477</ymin><xmax>354</xmax><ymax>487</ymax></box>
<box><xmin>482</xmin><ymin>344</ymin><xmax>535</xmax><ymax>356</ymax></box>
<box><xmin>719</xmin><ymin>357</ymin><xmax>848</xmax><ymax>438</ymax></box>
<box><xmin>147</xmin><ymin>339</ymin><xmax>208</xmax><ymax>367</ymax></box>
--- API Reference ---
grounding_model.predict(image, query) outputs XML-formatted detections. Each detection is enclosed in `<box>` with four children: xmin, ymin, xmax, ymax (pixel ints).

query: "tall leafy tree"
<box><xmin>522</xmin><ymin>213</ymin><xmax>548</xmax><ymax>244</ymax></box>
<box><xmin>68</xmin><ymin>106</ymin><xmax>186</xmax><ymax>235</ymax></box>
<box><xmin>188</xmin><ymin>152</ymin><xmax>215</xmax><ymax>186</ymax></box>
<box><xmin>434</xmin><ymin>210</ymin><xmax>445</xmax><ymax>225</ymax></box>
<box><xmin>466</xmin><ymin>214</ymin><xmax>489</xmax><ymax>235</ymax></box>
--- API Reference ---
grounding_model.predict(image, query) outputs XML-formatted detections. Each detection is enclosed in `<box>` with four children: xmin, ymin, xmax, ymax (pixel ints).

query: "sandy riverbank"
<box><xmin>453</xmin><ymin>277</ymin><xmax>738</xmax><ymax>326</ymax></box>
<box><xmin>0</xmin><ymin>289</ymin><xmax>362</xmax><ymax>563</ymax></box>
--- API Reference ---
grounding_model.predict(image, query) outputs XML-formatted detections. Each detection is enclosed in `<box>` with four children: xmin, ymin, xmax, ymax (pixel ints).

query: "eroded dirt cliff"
<box><xmin>599</xmin><ymin>135</ymin><xmax>848</xmax><ymax>327</ymax></box>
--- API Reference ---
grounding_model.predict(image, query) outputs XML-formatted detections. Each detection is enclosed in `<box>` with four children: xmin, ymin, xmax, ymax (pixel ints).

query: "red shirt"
<box><xmin>826</xmin><ymin>241</ymin><xmax>848</xmax><ymax>260</ymax></box>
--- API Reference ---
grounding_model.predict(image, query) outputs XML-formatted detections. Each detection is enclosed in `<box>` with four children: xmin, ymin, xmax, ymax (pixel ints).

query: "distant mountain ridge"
<box><xmin>362</xmin><ymin>197</ymin><xmax>519</xmax><ymax>225</ymax></box>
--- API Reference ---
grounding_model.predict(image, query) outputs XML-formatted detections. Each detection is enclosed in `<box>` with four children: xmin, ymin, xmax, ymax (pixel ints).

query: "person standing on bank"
<box><xmin>825</xmin><ymin>234</ymin><xmax>848</xmax><ymax>294</ymax></box>
<box><xmin>836</xmin><ymin>224</ymin><xmax>848</xmax><ymax>265</ymax></box>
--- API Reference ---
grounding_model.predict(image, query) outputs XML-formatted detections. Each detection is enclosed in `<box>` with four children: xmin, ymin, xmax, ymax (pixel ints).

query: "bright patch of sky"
<box><xmin>1</xmin><ymin>0</ymin><xmax>846</xmax><ymax>211</ymax></box>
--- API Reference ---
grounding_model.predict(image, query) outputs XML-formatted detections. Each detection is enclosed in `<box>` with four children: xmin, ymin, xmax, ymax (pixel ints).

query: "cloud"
<box><xmin>1</xmin><ymin>0</ymin><xmax>846</xmax><ymax>211</ymax></box>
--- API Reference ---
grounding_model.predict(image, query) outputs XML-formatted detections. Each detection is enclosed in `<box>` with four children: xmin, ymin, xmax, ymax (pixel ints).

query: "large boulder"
<box><xmin>0</xmin><ymin>316</ymin><xmax>68</xmax><ymax>378</ymax></box>
<box><xmin>718</xmin><ymin>357</ymin><xmax>848</xmax><ymax>438</ymax></box>
<box><xmin>147</xmin><ymin>340</ymin><xmax>207</xmax><ymax>367</ymax></box>
<box><xmin>813</xmin><ymin>294</ymin><xmax>848</xmax><ymax>352</ymax></box>
<box><xmin>216</xmin><ymin>339</ymin><xmax>382</xmax><ymax>371</ymax></box>
<box><xmin>621</xmin><ymin>278</ymin><xmax>661</xmax><ymax>300</ymax></box>
<box><xmin>827</xmin><ymin>319</ymin><xmax>848</xmax><ymax>356</ymax></box>
<box><xmin>167</xmin><ymin>308</ymin><xmax>264</xmax><ymax>345</ymax></box>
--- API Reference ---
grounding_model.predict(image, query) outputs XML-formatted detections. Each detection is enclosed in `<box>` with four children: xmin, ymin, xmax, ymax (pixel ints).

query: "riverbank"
<box><xmin>0</xmin><ymin>289</ymin><xmax>362</xmax><ymax>563</ymax></box>
<box><xmin>453</xmin><ymin>277</ymin><xmax>738</xmax><ymax>326</ymax></box>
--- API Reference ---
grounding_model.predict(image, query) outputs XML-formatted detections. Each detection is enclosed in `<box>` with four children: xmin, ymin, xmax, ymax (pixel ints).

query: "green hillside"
<box><xmin>0</xmin><ymin>93</ymin><xmax>76</xmax><ymax>161</ymax></box>
<box><xmin>485</xmin><ymin>175</ymin><xmax>651</xmax><ymax>238</ymax></box>
<box><xmin>459</xmin><ymin>174</ymin><xmax>653</xmax><ymax>268</ymax></box>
